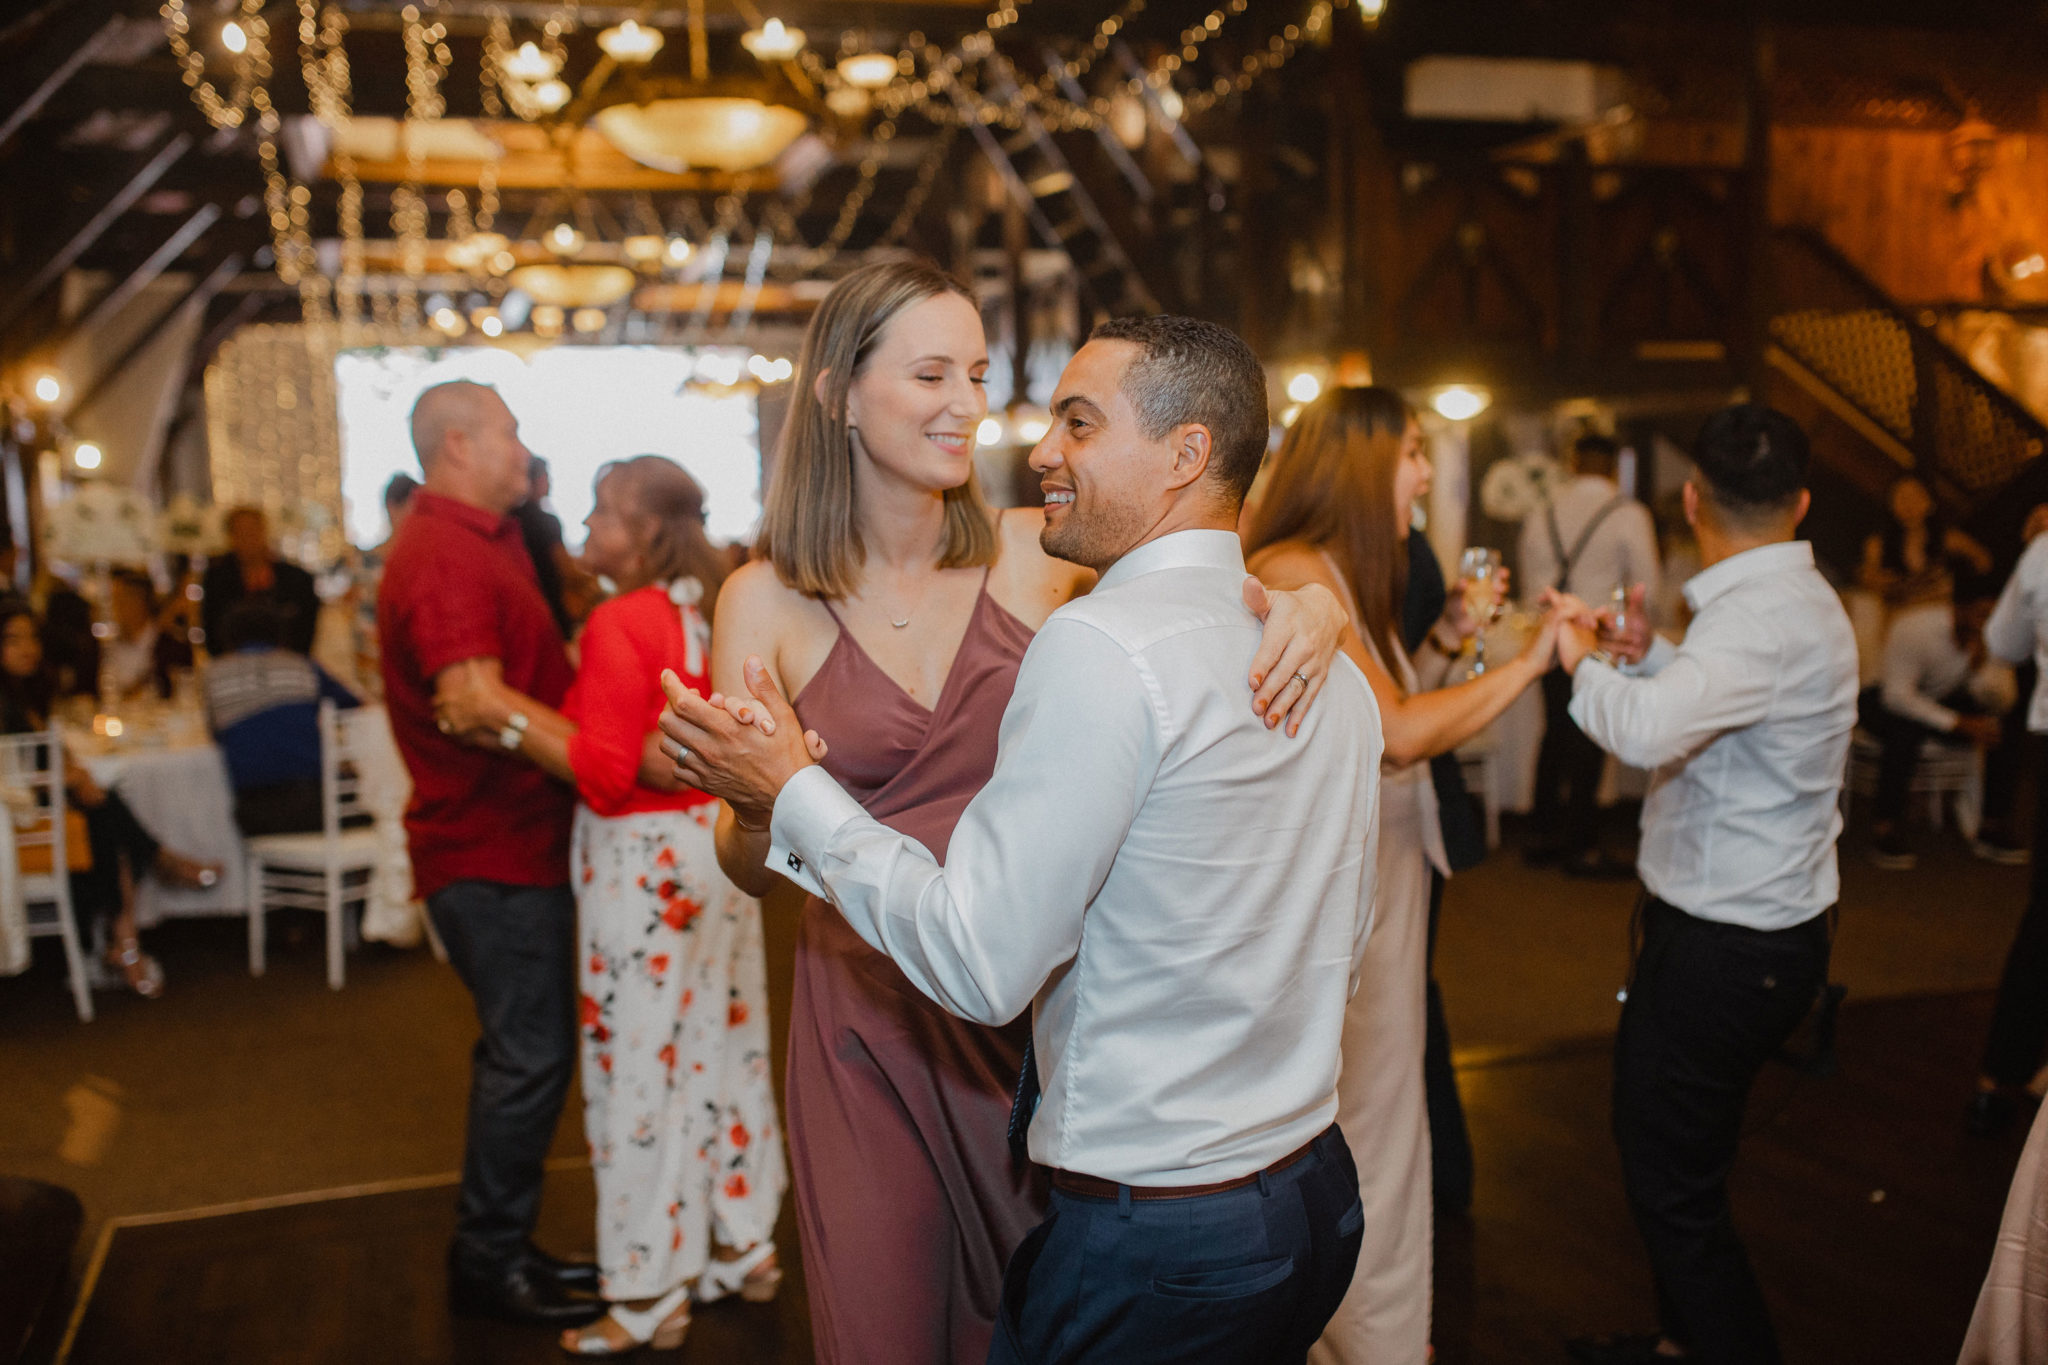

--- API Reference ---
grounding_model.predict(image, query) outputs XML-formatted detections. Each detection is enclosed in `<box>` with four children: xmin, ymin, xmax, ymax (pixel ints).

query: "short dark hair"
<box><xmin>218</xmin><ymin>599</ymin><xmax>286</xmax><ymax>653</ymax></box>
<box><xmin>1573</xmin><ymin>433</ymin><xmax>1620</xmax><ymax>479</ymax></box>
<box><xmin>383</xmin><ymin>472</ymin><xmax>419</xmax><ymax>509</ymax></box>
<box><xmin>1089</xmin><ymin>315</ymin><xmax>1270</xmax><ymax>505</ymax></box>
<box><xmin>1691</xmin><ymin>404</ymin><xmax>1809</xmax><ymax>523</ymax></box>
<box><xmin>110</xmin><ymin>567</ymin><xmax>155</xmax><ymax>612</ymax></box>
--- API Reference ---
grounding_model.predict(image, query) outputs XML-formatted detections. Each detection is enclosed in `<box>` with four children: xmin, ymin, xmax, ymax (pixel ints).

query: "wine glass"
<box><xmin>1599</xmin><ymin>582</ymin><xmax>1637</xmax><ymax>664</ymax></box>
<box><xmin>1458</xmin><ymin>547</ymin><xmax>1504</xmax><ymax>675</ymax></box>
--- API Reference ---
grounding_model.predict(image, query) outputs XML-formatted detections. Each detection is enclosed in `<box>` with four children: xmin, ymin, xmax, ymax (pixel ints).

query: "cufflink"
<box><xmin>787</xmin><ymin>853</ymin><xmax>803</xmax><ymax>872</ymax></box>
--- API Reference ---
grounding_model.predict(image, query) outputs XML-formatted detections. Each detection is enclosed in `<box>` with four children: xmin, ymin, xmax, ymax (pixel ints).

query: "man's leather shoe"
<box><xmin>1567</xmin><ymin>1333</ymin><xmax>1681</xmax><ymax>1364</ymax></box>
<box><xmin>448</xmin><ymin>1256</ymin><xmax>604</xmax><ymax>1326</ymax></box>
<box><xmin>522</xmin><ymin>1241</ymin><xmax>601</xmax><ymax>1294</ymax></box>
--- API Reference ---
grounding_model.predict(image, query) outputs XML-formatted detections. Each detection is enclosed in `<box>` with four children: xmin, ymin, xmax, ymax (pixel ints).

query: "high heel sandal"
<box><xmin>697</xmin><ymin>1241</ymin><xmax>780</xmax><ymax>1304</ymax></box>
<box><xmin>105</xmin><ymin>937</ymin><xmax>163</xmax><ymax>998</ymax></box>
<box><xmin>558</xmin><ymin>1283</ymin><xmax>691</xmax><ymax>1355</ymax></box>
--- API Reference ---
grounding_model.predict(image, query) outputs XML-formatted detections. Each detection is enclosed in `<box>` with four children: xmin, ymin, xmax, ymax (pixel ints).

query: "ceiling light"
<box><xmin>571</xmin><ymin>307</ymin><xmax>609</xmax><ymax>335</ymax></box>
<box><xmin>837</xmin><ymin>52</ymin><xmax>899</xmax><ymax>90</ymax></box>
<box><xmin>740</xmin><ymin>18</ymin><xmax>805</xmax><ymax>62</ymax></box>
<box><xmin>622</xmin><ymin>235</ymin><xmax>666</xmax><ymax>265</ymax></box>
<box><xmin>530</xmin><ymin>79</ymin><xmax>572</xmax><ymax>114</ymax></box>
<box><xmin>530</xmin><ymin>305</ymin><xmax>565</xmax><ymax>337</ymax></box>
<box><xmin>508</xmin><ymin>264</ymin><xmax>637</xmax><ymax>309</ymax></box>
<box><xmin>1360</xmin><ymin>0</ymin><xmax>1389</xmax><ymax>18</ymax></box>
<box><xmin>1431</xmin><ymin>384</ymin><xmax>1491</xmax><ymax>422</ymax></box>
<box><xmin>73</xmin><ymin>442</ymin><xmax>103</xmax><ymax>470</ymax></box>
<box><xmin>825</xmin><ymin>86</ymin><xmax>873</xmax><ymax>119</ymax></box>
<box><xmin>594</xmin><ymin>98</ymin><xmax>808</xmax><ymax>173</ymax></box>
<box><xmin>1286</xmin><ymin>371</ymin><xmax>1322</xmax><ymax>404</ymax></box>
<box><xmin>221</xmin><ymin>20</ymin><xmax>248</xmax><ymax>55</ymax></box>
<box><xmin>545</xmin><ymin>221</ymin><xmax>585</xmax><ymax>256</ymax></box>
<box><xmin>502</xmin><ymin>41</ymin><xmax>561</xmax><ymax>83</ymax></box>
<box><xmin>663</xmin><ymin>235</ymin><xmax>693</xmax><ymax>267</ymax></box>
<box><xmin>31</xmin><ymin>374</ymin><xmax>62</xmax><ymax>405</ymax></box>
<box><xmin>976</xmin><ymin>418</ymin><xmax>1004</xmax><ymax>447</ymax></box>
<box><xmin>597</xmin><ymin>20</ymin><xmax>664</xmax><ymax>64</ymax></box>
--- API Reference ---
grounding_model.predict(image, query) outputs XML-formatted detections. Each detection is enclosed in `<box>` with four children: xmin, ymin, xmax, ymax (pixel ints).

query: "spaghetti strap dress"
<box><xmin>786</xmin><ymin>575</ymin><xmax>1048</xmax><ymax>1365</ymax></box>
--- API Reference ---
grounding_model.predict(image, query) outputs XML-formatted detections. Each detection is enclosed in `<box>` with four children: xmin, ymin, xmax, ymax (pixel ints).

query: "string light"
<box><xmin>221</xmin><ymin>20</ymin><xmax>248</xmax><ymax>53</ymax></box>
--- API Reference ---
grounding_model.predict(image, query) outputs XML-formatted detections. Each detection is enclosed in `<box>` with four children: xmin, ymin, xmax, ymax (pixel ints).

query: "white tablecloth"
<box><xmin>70</xmin><ymin>731</ymin><xmax>249</xmax><ymax>926</ymax></box>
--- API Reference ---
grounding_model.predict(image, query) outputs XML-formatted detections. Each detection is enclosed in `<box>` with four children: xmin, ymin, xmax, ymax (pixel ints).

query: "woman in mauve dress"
<box><xmin>1245</xmin><ymin>386</ymin><xmax>1556</xmax><ymax>1365</ymax></box>
<box><xmin>700</xmin><ymin>258</ymin><xmax>1347</xmax><ymax>1365</ymax></box>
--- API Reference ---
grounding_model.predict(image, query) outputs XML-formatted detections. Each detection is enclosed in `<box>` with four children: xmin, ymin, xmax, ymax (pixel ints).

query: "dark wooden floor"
<box><xmin>59</xmin><ymin>990</ymin><xmax>2025</xmax><ymax>1364</ymax></box>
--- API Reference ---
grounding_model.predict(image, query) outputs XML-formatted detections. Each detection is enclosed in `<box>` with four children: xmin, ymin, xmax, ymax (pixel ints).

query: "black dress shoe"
<box><xmin>1566</xmin><ymin>1333</ymin><xmax>1681</xmax><ymax>1364</ymax></box>
<box><xmin>448</xmin><ymin>1256</ymin><xmax>605</xmax><ymax>1326</ymax></box>
<box><xmin>521</xmin><ymin>1241</ymin><xmax>601</xmax><ymax>1294</ymax></box>
<box><xmin>1968</xmin><ymin>1089</ymin><xmax>2019</xmax><ymax>1138</ymax></box>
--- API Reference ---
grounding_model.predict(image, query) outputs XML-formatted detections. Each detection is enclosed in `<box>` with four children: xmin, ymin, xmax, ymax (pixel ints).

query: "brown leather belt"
<box><xmin>1050</xmin><ymin>1133</ymin><xmax>1322</xmax><ymax>1202</ymax></box>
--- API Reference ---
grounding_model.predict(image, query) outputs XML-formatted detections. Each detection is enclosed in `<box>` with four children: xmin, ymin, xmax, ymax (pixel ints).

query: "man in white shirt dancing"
<box><xmin>1553</xmin><ymin>405</ymin><xmax>1857</xmax><ymax>1365</ymax></box>
<box><xmin>660</xmin><ymin>316</ymin><xmax>1382</xmax><ymax>1363</ymax></box>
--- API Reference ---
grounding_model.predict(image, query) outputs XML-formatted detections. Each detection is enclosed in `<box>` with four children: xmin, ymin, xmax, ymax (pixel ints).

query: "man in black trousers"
<box><xmin>1553</xmin><ymin>406</ymin><xmax>1857</xmax><ymax>1365</ymax></box>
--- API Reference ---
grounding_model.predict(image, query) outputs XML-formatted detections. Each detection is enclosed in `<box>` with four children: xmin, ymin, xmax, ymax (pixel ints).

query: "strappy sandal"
<box><xmin>558</xmin><ymin>1283</ymin><xmax>691</xmax><ymax>1356</ymax></box>
<box><xmin>105</xmin><ymin>937</ymin><xmax>164</xmax><ymax>998</ymax></box>
<box><xmin>697</xmin><ymin>1241</ymin><xmax>781</xmax><ymax>1304</ymax></box>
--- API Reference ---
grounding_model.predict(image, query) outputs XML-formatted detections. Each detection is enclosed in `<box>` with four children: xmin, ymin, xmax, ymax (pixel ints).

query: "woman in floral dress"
<box><xmin>438</xmin><ymin>456</ymin><xmax>783</xmax><ymax>1353</ymax></box>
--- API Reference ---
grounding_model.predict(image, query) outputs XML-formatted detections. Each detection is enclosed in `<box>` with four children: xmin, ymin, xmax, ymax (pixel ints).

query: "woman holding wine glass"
<box><xmin>1244</xmin><ymin>385</ymin><xmax>1557</xmax><ymax>1364</ymax></box>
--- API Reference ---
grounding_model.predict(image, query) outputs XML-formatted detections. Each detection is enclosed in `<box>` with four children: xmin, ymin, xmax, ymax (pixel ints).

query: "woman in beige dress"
<box><xmin>1245</xmin><ymin>385</ymin><xmax>1556</xmax><ymax>1363</ymax></box>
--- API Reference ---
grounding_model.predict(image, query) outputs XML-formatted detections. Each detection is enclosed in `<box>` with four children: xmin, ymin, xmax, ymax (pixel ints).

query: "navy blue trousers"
<box><xmin>988</xmin><ymin>1125</ymin><xmax>1362</xmax><ymax>1365</ymax></box>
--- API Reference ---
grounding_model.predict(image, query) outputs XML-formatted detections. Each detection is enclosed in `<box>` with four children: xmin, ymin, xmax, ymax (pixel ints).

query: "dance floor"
<box><xmin>46</xmin><ymin>986</ymin><xmax>2022</xmax><ymax>1364</ymax></box>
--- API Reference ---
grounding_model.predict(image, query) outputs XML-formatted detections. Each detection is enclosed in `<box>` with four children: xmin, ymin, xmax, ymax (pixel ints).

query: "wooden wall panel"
<box><xmin>1772</xmin><ymin>126</ymin><xmax>2048</xmax><ymax>306</ymax></box>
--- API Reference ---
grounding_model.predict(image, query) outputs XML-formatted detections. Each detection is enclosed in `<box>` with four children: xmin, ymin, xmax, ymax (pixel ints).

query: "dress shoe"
<box><xmin>1968</xmin><ymin>1089</ymin><xmax>2019</xmax><ymax>1138</ymax></box>
<box><xmin>448</xmin><ymin>1255</ymin><xmax>605</xmax><ymax>1327</ymax></box>
<box><xmin>1566</xmin><ymin>1333</ymin><xmax>1683</xmax><ymax>1364</ymax></box>
<box><xmin>522</xmin><ymin>1241</ymin><xmax>601</xmax><ymax>1295</ymax></box>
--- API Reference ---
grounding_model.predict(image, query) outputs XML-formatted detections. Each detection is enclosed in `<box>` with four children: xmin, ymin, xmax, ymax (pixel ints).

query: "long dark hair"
<box><xmin>1243</xmin><ymin>385</ymin><xmax>1417</xmax><ymax>676</ymax></box>
<box><xmin>599</xmin><ymin>456</ymin><xmax>730</xmax><ymax>621</ymax></box>
<box><xmin>0</xmin><ymin>602</ymin><xmax>54</xmax><ymax>734</ymax></box>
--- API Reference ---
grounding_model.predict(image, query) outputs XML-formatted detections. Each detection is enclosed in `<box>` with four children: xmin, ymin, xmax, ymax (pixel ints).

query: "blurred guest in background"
<box><xmin>1970</xmin><ymin>510</ymin><xmax>2048</xmax><ymax>1136</ymax></box>
<box><xmin>0</xmin><ymin>603</ymin><xmax>220</xmax><ymax>999</ymax></box>
<box><xmin>203</xmin><ymin>507</ymin><xmax>319</xmax><ymax>655</ymax></box>
<box><xmin>101</xmin><ymin>569</ymin><xmax>192</xmax><ymax>704</ymax></box>
<box><xmin>39</xmin><ymin>581</ymin><xmax>99</xmax><ymax>703</ymax></box>
<box><xmin>1520</xmin><ymin>433</ymin><xmax>1661</xmax><ymax>876</ymax></box>
<box><xmin>515</xmin><ymin>456</ymin><xmax>576</xmax><ymax>639</ymax></box>
<box><xmin>204</xmin><ymin>600</ymin><xmax>361</xmax><ymax>838</ymax></box>
<box><xmin>437</xmin><ymin>456</ymin><xmax>784</xmax><ymax>1354</ymax></box>
<box><xmin>1862</xmin><ymin>575</ymin><xmax>2023</xmax><ymax>870</ymax></box>
<box><xmin>1859</xmin><ymin>474</ymin><xmax>1992</xmax><ymax>612</ymax></box>
<box><xmin>379</xmin><ymin>379</ymin><xmax>595</xmax><ymax>1328</ymax></box>
<box><xmin>350</xmin><ymin>472</ymin><xmax>419</xmax><ymax>697</ymax></box>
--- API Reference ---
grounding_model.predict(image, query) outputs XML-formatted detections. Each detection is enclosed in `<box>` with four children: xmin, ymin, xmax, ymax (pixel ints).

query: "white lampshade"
<box><xmin>594</xmin><ymin>98</ymin><xmax>808</xmax><ymax>173</ymax></box>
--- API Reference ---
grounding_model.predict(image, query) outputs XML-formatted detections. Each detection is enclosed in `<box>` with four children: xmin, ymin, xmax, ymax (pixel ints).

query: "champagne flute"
<box><xmin>1458</xmin><ymin>547</ymin><xmax>1504</xmax><ymax>675</ymax></box>
<box><xmin>1599</xmin><ymin>582</ymin><xmax>1637</xmax><ymax>664</ymax></box>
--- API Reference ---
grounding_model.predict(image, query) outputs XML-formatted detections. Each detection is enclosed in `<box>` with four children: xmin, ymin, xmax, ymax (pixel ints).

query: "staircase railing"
<box><xmin>1767</xmin><ymin>226</ymin><xmax>2048</xmax><ymax>501</ymax></box>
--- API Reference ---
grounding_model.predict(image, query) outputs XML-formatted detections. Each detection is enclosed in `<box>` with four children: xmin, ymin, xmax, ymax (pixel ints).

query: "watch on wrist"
<box><xmin>498</xmin><ymin>711</ymin><xmax>530</xmax><ymax>750</ymax></box>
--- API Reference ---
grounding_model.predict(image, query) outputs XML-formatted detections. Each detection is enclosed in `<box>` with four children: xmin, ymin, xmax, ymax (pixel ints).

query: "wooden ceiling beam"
<box><xmin>0</xmin><ymin>0</ymin><xmax>127</xmax><ymax>157</ymax></box>
<box><xmin>0</xmin><ymin>128</ymin><xmax>194</xmax><ymax>339</ymax></box>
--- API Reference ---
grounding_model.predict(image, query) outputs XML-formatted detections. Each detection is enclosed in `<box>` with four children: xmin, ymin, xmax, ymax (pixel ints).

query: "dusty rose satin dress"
<box><xmin>787</xmin><ymin>580</ymin><xmax>1047</xmax><ymax>1365</ymax></box>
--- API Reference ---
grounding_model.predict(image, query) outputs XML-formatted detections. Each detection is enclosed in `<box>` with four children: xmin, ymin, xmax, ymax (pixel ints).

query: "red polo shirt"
<box><xmin>378</xmin><ymin>489</ymin><xmax>576</xmax><ymax>899</ymax></box>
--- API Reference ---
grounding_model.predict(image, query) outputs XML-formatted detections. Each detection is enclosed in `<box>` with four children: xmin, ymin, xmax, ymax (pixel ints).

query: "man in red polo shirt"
<box><xmin>378</xmin><ymin>380</ymin><xmax>598</xmax><ymax>1327</ymax></box>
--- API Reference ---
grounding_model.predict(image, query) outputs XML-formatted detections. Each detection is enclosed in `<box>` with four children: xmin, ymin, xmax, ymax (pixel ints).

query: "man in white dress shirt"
<box><xmin>1861</xmin><ymin>580</ymin><xmax>2022</xmax><ymax>870</ymax></box>
<box><xmin>1520</xmin><ymin>434</ymin><xmax>1663</xmax><ymax>874</ymax></box>
<box><xmin>1552</xmin><ymin>405</ymin><xmax>1857</xmax><ymax>1365</ymax></box>
<box><xmin>659</xmin><ymin>316</ymin><xmax>1382</xmax><ymax>1363</ymax></box>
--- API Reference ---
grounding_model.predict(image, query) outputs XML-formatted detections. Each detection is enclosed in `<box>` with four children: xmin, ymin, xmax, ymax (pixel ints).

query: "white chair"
<box><xmin>1844</xmin><ymin>728</ymin><xmax>1984</xmax><ymax>840</ymax></box>
<box><xmin>245</xmin><ymin>701</ymin><xmax>382</xmax><ymax>989</ymax></box>
<box><xmin>0</xmin><ymin>731</ymin><xmax>94</xmax><ymax>1021</ymax></box>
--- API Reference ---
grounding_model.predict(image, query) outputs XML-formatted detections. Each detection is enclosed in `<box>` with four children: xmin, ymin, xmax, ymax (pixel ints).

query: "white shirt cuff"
<box><xmin>766</xmin><ymin>764</ymin><xmax>865</xmax><ymax>899</ymax></box>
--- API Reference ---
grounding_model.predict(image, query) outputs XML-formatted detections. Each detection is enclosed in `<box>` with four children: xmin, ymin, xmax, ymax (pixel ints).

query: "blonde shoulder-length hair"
<box><xmin>755</xmin><ymin>258</ymin><xmax>998</xmax><ymax>599</ymax></box>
